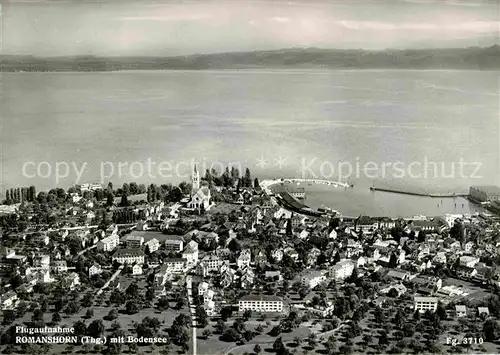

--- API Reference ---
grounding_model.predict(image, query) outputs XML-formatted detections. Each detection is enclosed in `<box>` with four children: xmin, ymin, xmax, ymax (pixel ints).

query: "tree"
<box><xmin>125</xmin><ymin>300</ymin><xmax>139</xmax><ymax>314</ymax></box>
<box><xmin>64</xmin><ymin>300</ymin><xmax>80</xmax><ymax>315</ymax></box>
<box><xmin>243</xmin><ymin>309</ymin><xmax>252</xmax><ymax>321</ymax></box>
<box><xmin>221</xmin><ymin>328</ymin><xmax>240</xmax><ymax>342</ymax></box>
<box><xmin>107</xmin><ymin>308</ymin><xmax>118</xmax><ymax>321</ymax></box>
<box><xmin>254</xmin><ymin>344</ymin><xmax>262</xmax><ymax>354</ymax></box>
<box><xmin>483</xmin><ymin>319</ymin><xmax>500</xmax><ymax>341</ymax></box>
<box><xmin>120</xmin><ymin>194</ymin><xmax>129</xmax><ymax>207</ymax></box>
<box><xmin>85</xmin><ymin>308</ymin><xmax>94</xmax><ymax>318</ymax></box>
<box><xmin>254</xmin><ymin>178</ymin><xmax>260</xmax><ymax>189</ymax></box>
<box><xmin>378</xmin><ymin>330</ymin><xmax>389</xmax><ymax>346</ymax></box>
<box><xmin>157</xmin><ymin>296</ymin><xmax>170</xmax><ymax>311</ymax></box>
<box><xmin>244</xmin><ymin>168</ymin><xmax>252</xmax><ymax>187</ymax></box>
<box><xmin>195</xmin><ymin>306</ymin><xmax>208</xmax><ymax>328</ymax></box>
<box><xmin>273</xmin><ymin>337</ymin><xmax>286</xmax><ymax>353</ymax></box>
<box><xmin>389</xmin><ymin>253</ymin><xmax>398</xmax><ymax>268</ymax></box>
<box><xmin>126</xmin><ymin>283</ymin><xmax>140</xmax><ymax>299</ymax></box>
<box><xmin>436</xmin><ymin>302</ymin><xmax>447</xmax><ymax>320</ymax></box>
<box><xmin>87</xmin><ymin>319</ymin><xmax>105</xmax><ymax>338</ymax></box>
<box><xmin>106</xmin><ymin>192</ymin><xmax>114</xmax><ymax>207</ymax></box>
<box><xmin>202</xmin><ymin>329</ymin><xmax>212</xmax><ymax>339</ymax></box>
<box><xmin>2</xmin><ymin>310</ymin><xmax>16</xmax><ymax>325</ymax></box>
<box><xmin>307</xmin><ymin>332</ymin><xmax>317</xmax><ymax>348</ymax></box>
<box><xmin>325</xmin><ymin>336</ymin><xmax>337</xmax><ymax>353</ymax></box>
<box><xmin>220</xmin><ymin>307</ymin><xmax>233</xmax><ymax>321</ymax></box>
<box><xmin>73</xmin><ymin>320</ymin><xmax>87</xmax><ymax>337</ymax></box>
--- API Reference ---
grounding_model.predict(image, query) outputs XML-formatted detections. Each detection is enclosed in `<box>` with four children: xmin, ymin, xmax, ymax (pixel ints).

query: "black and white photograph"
<box><xmin>0</xmin><ymin>0</ymin><xmax>499</xmax><ymax>354</ymax></box>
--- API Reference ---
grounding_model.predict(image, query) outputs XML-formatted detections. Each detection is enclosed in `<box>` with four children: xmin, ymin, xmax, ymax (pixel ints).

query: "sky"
<box><xmin>1</xmin><ymin>0</ymin><xmax>499</xmax><ymax>56</ymax></box>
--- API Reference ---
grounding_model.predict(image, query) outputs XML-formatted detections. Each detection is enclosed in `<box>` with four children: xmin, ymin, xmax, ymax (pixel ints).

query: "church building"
<box><xmin>187</xmin><ymin>163</ymin><xmax>211</xmax><ymax>209</ymax></box>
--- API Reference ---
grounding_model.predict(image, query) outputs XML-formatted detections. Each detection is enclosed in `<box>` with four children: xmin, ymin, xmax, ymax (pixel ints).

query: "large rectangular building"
<box><xmin>164</xmin><ymin>236</ymin><xmax>184</xmax><ymax>252</ymax></box>
<box><xmin>414</xmin><ymin>296</ymin><xmax>438</xmax><ymax>313</ymax></box>
<box><xmin>238</xmin><ymin>294</ymin><xmax>284</xmax><ymax>313</ymax></box>
<box><xmin>112</xmin><ymin>249</ymin><xmax>145</xmax><ymax>265</ymax></box>
<box><xmin>469</xmin><ymin>186</ymin><xmax>500</xmax><ymax>203</ymax></box>
<box><xmin>97</xmin><ymin>234</ymin><xmax>120</xmax><ymax>252</ymax></box>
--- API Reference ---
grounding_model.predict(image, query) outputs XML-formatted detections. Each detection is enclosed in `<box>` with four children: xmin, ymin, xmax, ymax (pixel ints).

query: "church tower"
<box><xmin>192</xmin><ymin>163</ymin><xmax>200</xmax><ymax>192</ymax></box>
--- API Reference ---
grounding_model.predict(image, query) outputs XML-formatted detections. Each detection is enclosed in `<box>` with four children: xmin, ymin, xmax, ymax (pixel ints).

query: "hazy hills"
<box><xmin>1</xmin><ymin>46</ymin><xmax>499</xmax><ymax>71</ymax></box>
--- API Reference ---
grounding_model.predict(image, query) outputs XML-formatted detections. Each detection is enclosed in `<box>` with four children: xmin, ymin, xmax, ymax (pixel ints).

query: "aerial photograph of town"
<box><xmin>0</xmin><ymin>0</ymin><xmax>499</xmax><ymax>354</ymax></box>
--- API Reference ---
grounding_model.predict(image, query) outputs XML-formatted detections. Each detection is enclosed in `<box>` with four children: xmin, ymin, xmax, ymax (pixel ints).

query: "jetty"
<box><xmin>369</xmin><ymin>186</ymin><xmax>468</xmax><ymax>198</ymax></box>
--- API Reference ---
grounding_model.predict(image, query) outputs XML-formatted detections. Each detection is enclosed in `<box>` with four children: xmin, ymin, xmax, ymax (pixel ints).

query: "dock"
<box><xmin>369</xmin><ymin>187</ymin><xmax>468</xmax><ymax>198</ymax></box>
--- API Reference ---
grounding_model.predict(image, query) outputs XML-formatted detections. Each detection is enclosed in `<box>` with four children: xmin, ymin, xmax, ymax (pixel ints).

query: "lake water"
<box><xmin>1</xmin><ymin>70</ymin><xmax>498</xmax><ymax>217</ymax></box>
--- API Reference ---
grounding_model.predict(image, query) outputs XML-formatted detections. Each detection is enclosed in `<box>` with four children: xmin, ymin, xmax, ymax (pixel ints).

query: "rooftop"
<box><xmin>414</xmin><ymin>296</ymin><xmax>438</xmax><ymax>302</ymax></box>
<box><xmin>239</xmin><ymin>294</ymin><xmax>283</xmax><ymax>302</ymax></box>
<box><xmin>114</xmin><ymin>249</ymin><xmax>144</xmax><ymax>257</ymax></box>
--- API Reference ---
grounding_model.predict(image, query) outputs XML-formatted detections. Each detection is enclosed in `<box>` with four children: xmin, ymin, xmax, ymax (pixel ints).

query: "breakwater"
<box><xmin>369</xmin><ymin>187</ymin><xmax>468</xmax><ymax>198</ymax></box>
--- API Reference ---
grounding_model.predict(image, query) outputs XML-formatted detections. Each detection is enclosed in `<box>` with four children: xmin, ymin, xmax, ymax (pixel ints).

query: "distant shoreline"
<box><xmin>3</xmin><ymin>68</ymin><xmax>500</xmax><ymax>73</ymax></box>
<box><xmin>2</xmin><ymin>45</ymin><xmax>499</xmax><ymax>72</ymax></box>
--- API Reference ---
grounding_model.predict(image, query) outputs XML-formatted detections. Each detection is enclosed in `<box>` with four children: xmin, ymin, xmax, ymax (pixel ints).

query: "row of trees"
<box><xmin>203</xmin><ymin>166</ymin><xmax>254</xmax><ymax>188</ymax></box>
<box><xmin>3</xmin><ymin>186</ymin><xmax>37</xmax><ymax>204</ymax></box>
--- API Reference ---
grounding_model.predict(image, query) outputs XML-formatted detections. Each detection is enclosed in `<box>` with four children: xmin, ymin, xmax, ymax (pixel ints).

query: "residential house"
<box><xmin>456</xmin><ymin>305</ymin><xmax>467</xmax><ymax>318</ymax></box>
<box><xmin>51</xmin><ymin>260</ymin><xmax>68</xmax><ymax>273</ymax></box>
<box><xmin>464</xmin><ymin>241</ymin><xmax>475</xmax><ymax>254</ymax></box>
<box><xmin>460</xmin><ymin>256</ymin><xmax>480</xmax><ymax>268</ymax></box>
<box><xmin>144</xmin><ymin>238</ymin><xmax>160</xmax><ymax>253</ymax></box>
<box><xmin>220</xmin><ymin>268</ymin><xmax>236</xmax><ymax>289</ymax></box>
<box><xmin>478</xmin><ymin>307</ymin><xmax>490</xmax><ymax>317</ymax></box>
<box><xmin>331</xmin><ymin>260</ymin><xmax>355</xmax><ymax>280</ymax></box>
<box><xmin>284</xmin><ymin>247</ymin><xmax>299</xmax><ymax>260</ymax></box>
<box><xmin>306</xmin><ymin>248</ymin><xmax>321</xmax><ymax>267</ymax></box>
<box><xmin>240</xmin><ymin>267</ymin><xmax>255</xmax><ymax>289</ymax></box>
<box><xmin>0</xmin><ymin>292</ymin><xmax>18</xmax><ymax>310</ymax></box>
<box><xmin>88</xmin><ymin>263</ymin><xmax>102</xmax><ymax>277</ymax></box>
<box><xmin>198</xmin><ymin>282</ymin><xmax>209</xmax><ymax>296</ymax></box>
<box><xmin>63</xmin><ymin>272</ymin><xmax>81</xmax><ymax>290</ymax></box>
<box><xmin>300</xmin><ymin>270</ymin><xmax>327</xmax><ymax>289</ymax></box>
<box><xmin>433</xmin><ymin>252</ymin><xmax>447</xmax><ymax>265</ymax></box>
<box><xmin>165</xmin><ymin>258</ymin><xmax>185</xmax><ymax>273</ymax></box>
<box><xmin>34</xmin><ymin>254</ymin><xmax>50</xmax><ymax>268</ymax></box>
<box><xmin>132</xmin><ymin>263</ymin><xmax>143</xmax><ymax>275</ymax></box>
<box><xmin>380</xmin><ymin>284</ymin><xmax>407</xmax><ymax>297</ymax></box>
<box><xmin>237</xmin><ymin>249</ymin><xmax>252</xmax><ymax>269</ymax></box>
<box><xmin>271</xmin><ymin>248</ymin><xmax>284</xmax><ymax>262</ymax></box>
<box><xmin>265</xmin><ymin>270</ymin><xmax>282</xmax><ymax>281</ymax></box>
<box><xmin>182</xmin><ymin>241</ymin><xmax>199</xmax><ymax>266</ymax></box>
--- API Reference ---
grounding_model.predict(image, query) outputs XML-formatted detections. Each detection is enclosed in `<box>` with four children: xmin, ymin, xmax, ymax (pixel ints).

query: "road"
<box><xmin>219</xmin><ymin>322</ymin><xmax>346</xmax><ymax>355</ymax></box>
<box><xmin>186</xmin><ymin>276</ymin><xmax>197</xmax><ymax>355</ymax></box>
<box><xmin>76</xmin><ymin>244</ymin><xmax>97</xmax><ymax>257</ymax></box>
<box><xmin>96</xmin><ymin>265</ymin><xmax>123</xmax><ymax>296</ymax></box>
